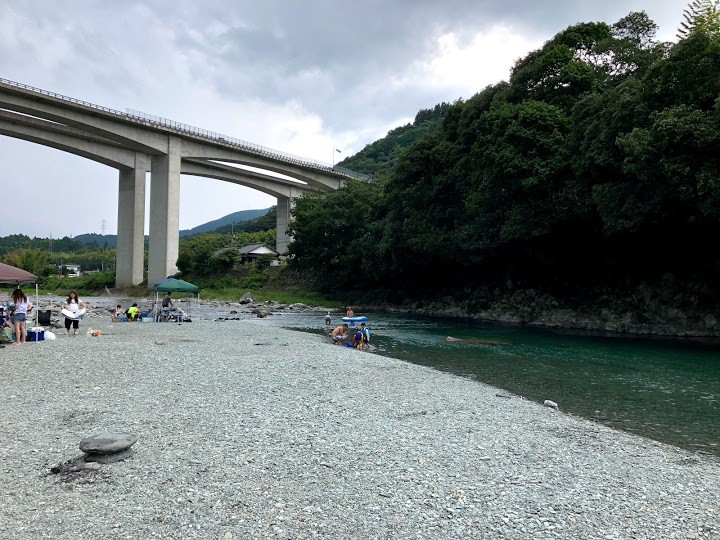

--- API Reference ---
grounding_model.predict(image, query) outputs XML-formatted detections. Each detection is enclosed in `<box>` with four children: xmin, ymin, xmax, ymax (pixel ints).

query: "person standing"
<box><xmin>162</xmin><ymin>292</ymin><xmax>174</xmax><ymax>309</ymax></box>
<box><xmin>360</xmin><ymin>322</ymin><xmax>371</xmax><ymax>348</ymax></box>
<box><xmin>62</xmin><ymin>290</ymin><xmax>86</xmax><ymax>335</ymax></box>
<box><xmin>11</xmin><ymin>289</ymin><xmax>32</xmax><ymax>344</ymax></box>
<box><xmin>325</xmin><ymin>312</ymin><xmax>332</xmax><ymax>325</ymax></box>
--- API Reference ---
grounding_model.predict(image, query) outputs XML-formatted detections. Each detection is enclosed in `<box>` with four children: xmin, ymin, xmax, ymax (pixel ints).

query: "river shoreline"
<box><xmin>367</xmin><ymin>288</ymin><xmax>720</xmax><ymax>339</ymax></box>
<box><xmin>1</xmin><ymin>319</ymin><xmax>718</xmax><ymax>538</ymax></box>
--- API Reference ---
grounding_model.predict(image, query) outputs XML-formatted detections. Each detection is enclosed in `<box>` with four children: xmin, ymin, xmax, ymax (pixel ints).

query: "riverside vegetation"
<box><xmin>289</xmin><ymin>8</ymin><xmax>720</xmax><ymax>336</ymax></box>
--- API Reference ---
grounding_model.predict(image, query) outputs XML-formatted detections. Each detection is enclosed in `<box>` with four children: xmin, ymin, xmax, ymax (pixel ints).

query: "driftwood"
<box><xmin>445</xmin><ymin>336</ymin><xmax>510</xmax><ymax>346</ymax></box>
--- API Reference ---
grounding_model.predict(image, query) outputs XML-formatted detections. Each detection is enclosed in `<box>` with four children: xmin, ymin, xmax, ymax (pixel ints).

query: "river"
<box><xmin>249</xmin><ymin>310</ymin><xmax>720</xmax><ymax>457</ymax></box>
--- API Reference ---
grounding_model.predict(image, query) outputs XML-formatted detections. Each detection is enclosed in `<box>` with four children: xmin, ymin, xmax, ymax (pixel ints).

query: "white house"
<box><xmin>61</xmin><ymin>264</ymin><xmax>81</xmax><ymax>277</ymax></box>
<box><xmin>239</xmin><ymin>243</ymin><xmax>279</xmax><ymax>264</ymax></box>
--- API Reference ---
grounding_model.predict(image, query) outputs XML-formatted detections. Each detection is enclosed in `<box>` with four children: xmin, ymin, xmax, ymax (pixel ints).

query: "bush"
<box><xmin>41</xmin><ymin>272</ymin><xmax>115</xmax><ymax>293</ymax></box>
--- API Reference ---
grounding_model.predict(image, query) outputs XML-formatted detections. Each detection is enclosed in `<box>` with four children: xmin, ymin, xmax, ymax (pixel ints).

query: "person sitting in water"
<box><xmin>346</xmin><ymin>306</ymin><xmax>355</xmax><ymax>318</ymax></box>
<box><xmin>325</xmin><ymin>312</ymin><xmax>331</xmax><ymax>325</ymax></box>
<box><xmin>114</xmin><ymin>305</ymin><xmax>123</xmax><ymax>317</ymax></box>
<box><xmin>331</xmin><ymin>324</ymin><xmax>348</xmax><ymax>344</ymax></box>
<box><xmin>126</xmin><ymin>303</ymin><xmax>139</xmax><ymax>321</ymax></box>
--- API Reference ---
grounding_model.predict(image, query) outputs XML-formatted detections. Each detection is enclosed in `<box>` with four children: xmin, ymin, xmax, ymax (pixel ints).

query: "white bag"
<box><xmin>45</xmin><ymin>331</ymin><xmax>56</xmax><ymax>341</ymax></box>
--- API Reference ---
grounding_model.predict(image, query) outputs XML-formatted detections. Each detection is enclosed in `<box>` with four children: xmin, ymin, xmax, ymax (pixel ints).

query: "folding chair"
<box><xmin>38</xmin><ymin>309</ymin><xmax>51</xmax><ymax>326</ymax></box>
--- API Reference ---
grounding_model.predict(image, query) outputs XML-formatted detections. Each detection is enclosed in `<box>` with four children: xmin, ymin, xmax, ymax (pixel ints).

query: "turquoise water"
<box><xmin>258</xmin><ymin>312</ymin><xmax>720</xmax><ymax>456</ymax></box>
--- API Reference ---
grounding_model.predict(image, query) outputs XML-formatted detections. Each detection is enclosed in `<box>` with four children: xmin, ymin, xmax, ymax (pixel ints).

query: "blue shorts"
<box><xmin>13</xmin><ymin>312</ymin><xmax>27</xmax><ymax>323</ymax></box>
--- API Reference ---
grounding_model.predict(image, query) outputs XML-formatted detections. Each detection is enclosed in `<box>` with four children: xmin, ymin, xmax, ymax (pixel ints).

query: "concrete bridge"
<box><xmin>0</xmin><ymin>78</ymin><xmax>365</xmax><ymax>286</ymax></box>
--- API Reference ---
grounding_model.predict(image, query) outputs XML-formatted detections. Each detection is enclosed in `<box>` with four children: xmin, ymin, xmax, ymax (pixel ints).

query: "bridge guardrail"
<box><xmin>0</xmin><ymin>77</ymin><xmax>371</xmax><ymax>181</ymax></box>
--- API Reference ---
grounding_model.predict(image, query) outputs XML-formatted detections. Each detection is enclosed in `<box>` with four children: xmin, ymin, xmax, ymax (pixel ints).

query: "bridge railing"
<box><xmin>0</xmin><ymin>77</ymin><xmax>371</xmax><ymax>181</ymax></box>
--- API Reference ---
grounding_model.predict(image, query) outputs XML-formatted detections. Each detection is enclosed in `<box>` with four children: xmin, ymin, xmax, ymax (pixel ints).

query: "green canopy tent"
<box><xmin>153</xmin><ymin>278</ymin><xmax>200</xmax><ymax>321</ymax></box>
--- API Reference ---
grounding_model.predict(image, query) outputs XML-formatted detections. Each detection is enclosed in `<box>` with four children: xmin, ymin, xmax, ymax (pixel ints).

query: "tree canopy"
<box><xmin>288</xmin><ymin>10</ymin><xmax>720</xmax><ymax>302</ymax></box>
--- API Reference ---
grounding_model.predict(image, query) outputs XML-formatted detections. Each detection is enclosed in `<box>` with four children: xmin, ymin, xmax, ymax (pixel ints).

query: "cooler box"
<box><xmin>28</xmin><ymin>328</ymin><xmax>45</xmax><ymax>341</ymax></box>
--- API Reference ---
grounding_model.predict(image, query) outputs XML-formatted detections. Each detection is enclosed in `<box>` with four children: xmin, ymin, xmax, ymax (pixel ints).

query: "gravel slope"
<box><xmin>1</xmin><ymin>319</ymin><xmax>718</xmax><ymax>539</ymax></box>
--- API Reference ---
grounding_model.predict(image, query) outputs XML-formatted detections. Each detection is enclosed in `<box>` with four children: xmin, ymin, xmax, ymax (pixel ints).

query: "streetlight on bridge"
<box><xmin>332</xmin><ymin>147</ymin><xmax>342</xmax><ymax>168</ymax></box>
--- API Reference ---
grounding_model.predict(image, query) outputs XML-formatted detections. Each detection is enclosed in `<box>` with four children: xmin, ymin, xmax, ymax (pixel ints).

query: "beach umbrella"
<box><xmin>0</xmin><ymin>263</ymin><xmax>39</xmax><ymax>327</ymax></box>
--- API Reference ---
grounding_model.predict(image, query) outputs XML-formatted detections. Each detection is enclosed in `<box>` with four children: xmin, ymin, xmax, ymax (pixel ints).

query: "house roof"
<box><xmin>239</xmin><ymin>243</ymin><xmax>278</xmax><ymax>255</ymax></box>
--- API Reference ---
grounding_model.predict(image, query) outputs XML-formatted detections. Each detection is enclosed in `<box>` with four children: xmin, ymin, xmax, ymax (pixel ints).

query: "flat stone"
<box><xmin>79</xmin><ymin>433</ymin><xmax>138</xmax><ymax>454</ymax></box>
<box><xmin>84</xmin><ymin>449</ymin><xmax>134</xmax><ymax>463</ymax></box>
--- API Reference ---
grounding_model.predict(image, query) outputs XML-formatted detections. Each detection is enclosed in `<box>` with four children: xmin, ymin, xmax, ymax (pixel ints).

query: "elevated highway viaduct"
<box><xmin>0</xmin><ymin>79</ymin><xmax>364</xmax><ymax>285</ymax></box>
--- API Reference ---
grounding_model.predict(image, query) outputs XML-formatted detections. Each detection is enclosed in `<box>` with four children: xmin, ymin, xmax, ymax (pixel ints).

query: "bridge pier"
<box><xmin>148</xmin><ymin>138</ymin><xmax>181</xmax><ymax>286</ymax></box>
<box><xmin>276</xmin><ymin>196</ymin><xmax>295</xmax><ymax>254</ymax></box>
<box><xmin>115</xmin><ymin>164</ymin><xmax>146</xmax><ymax>287</ymax></box>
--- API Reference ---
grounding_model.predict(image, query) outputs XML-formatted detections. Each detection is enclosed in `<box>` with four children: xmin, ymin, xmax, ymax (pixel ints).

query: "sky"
<box><xmin>0</xmin><ymin>0</ymin><xmax>687</xmax><ymax>239</ymax></box>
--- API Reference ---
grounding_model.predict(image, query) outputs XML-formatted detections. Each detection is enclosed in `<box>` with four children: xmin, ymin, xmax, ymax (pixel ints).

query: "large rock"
<box><xmin>239</xmin><ymin>292</ymin><xmax>254</xmax><ymax>304</ymax></box>
<box><xmin>79</xmin><ymin>433</ymin><xmax>138</xmax><ymax>454</ymax></box>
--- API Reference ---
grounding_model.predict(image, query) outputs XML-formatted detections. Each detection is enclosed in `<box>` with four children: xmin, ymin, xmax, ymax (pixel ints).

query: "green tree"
<box><xmin>288</xmin><ymin>180</ymin><xmax>383</xmax><ymax>288</ymax></box>
<box><xmin>678</xmin><ymin>0</ymin><xmax>720</xmax><ymax>39</ymax></box>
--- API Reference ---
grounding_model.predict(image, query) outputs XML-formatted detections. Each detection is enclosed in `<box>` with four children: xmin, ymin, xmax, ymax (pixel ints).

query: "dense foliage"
<box><xmin>176</xmin><ymin>229</ymin><xmax>275</xmax><ymax>277</ymax></box>
<box><xmin>290</xmin><ymin>12</ymin><xmax>720</xmax><ymax>302</ymax></box>
<box><xmin>337</xmin><ymin>103</ymin><xmax>451</xmax><ymax>179</ymax></box>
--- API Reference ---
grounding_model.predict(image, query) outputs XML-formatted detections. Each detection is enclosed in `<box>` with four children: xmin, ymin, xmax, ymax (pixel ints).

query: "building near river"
<box><xmin>239</xmin><ymin>243</ymin><xmax>280</xmax><ymax>265</ymax></box>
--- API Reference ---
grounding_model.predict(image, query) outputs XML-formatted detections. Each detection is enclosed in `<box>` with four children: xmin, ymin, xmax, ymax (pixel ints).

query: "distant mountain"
<box><xmin>74</xmin><ymin>233</ymin><xmax>118</xmax><ymax>247</ymax></box>
<box><xmin>179</xmin><ymin>207</ymin><xmax>272</xmax><ymax>237</ymax></box>
<box><xmin>69</xmin><ymin>208</ymin><xmax>273</xmax><ymax>246</ymax></box>
<box><xmin>212</xmin><ymin>207</ymin><xmax>277</xmax><ymax>234</ymax></box>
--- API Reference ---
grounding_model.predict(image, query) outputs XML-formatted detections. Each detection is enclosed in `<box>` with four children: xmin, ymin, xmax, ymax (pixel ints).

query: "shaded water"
<box><xmin>252</xmin><ymin>311</ymin><xmax>720</xmax><ymax>456</ymax></box>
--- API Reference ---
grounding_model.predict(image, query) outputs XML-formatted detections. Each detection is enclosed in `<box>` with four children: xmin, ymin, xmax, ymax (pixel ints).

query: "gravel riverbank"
<box><xmin>1</xmin><ymin>318</ymin><xmax>718</xmax><ymax>539</ymax></box>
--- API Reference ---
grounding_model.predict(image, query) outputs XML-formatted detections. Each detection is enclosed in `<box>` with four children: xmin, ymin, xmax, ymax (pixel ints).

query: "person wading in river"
<box><xmin>331</xmin><ymin>324</ymin><xmax>349</xmax><ymax>345</ymax></box>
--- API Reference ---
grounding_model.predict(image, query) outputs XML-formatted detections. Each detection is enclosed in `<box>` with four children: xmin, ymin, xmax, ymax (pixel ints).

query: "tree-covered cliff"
<box><xmin>289</xmin><ymin>11</ymin><xmax>720</xmax><ymax>311</ymax></box>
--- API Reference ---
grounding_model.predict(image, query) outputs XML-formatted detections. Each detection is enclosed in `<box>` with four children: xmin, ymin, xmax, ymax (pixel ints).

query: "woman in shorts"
<box><xmin>11</xmin><ymin>289</ymin><xmax>32</xmax><ymax>344</ymax></box>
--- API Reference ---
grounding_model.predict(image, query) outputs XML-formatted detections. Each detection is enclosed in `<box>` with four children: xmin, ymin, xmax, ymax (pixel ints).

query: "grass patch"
<box><xmin>199</xmin><ymin>287</ymin><xmax>339</xmax><ymax>306</ymax></box>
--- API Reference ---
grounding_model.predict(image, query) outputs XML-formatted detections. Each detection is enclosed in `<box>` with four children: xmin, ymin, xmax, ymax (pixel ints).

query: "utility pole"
<box><xmin>100</xmin><ymin>219</ymin><xmax>108</xmax><ymax>272</ymax></box>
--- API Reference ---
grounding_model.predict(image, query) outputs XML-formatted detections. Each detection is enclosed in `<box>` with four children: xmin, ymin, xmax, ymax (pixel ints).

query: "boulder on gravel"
<box><xmin>79</xmin><ymin>433</ymin><xmax>138</xmax><ymax>454</ymax></box>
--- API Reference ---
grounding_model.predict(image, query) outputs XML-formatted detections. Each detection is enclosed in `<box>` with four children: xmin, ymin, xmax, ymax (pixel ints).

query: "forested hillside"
<box><xmin>337</xmin><ymin>103</ymin><xmax>451</xmax><ymax>179</ymax></box>
<box><xmin>290</xmin><ymin>10</ymin><xmax>720</xmax><ymax>313</ymax></box>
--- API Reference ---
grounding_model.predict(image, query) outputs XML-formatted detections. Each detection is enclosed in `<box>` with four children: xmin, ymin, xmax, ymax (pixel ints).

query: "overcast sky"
<box><xmin>0</xmin><ymin>0</ymin><xmax>686</xmax><ymax>238</ymax></box>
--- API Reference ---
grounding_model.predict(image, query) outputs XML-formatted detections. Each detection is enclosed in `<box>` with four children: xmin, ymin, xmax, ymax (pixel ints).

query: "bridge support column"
<box><xmin>276</xmin><ymin>195</ymin><xmax>295</xmax><ymax>254</ymax></box>
<box><xmin>148</xmin><ymin>138</ymin><xmax>181</xmax><ymax>286</ymax></box>
<box><xmin>115</xmin><ymin>164</ymin><xmax>146</xmax><ymax>287</ymax></box>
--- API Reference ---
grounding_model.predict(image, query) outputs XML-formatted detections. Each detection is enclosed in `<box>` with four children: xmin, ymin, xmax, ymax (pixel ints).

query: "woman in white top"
<box><xmin>62</xmin><ymin>290</ymin><xmax>86</xmax><ymax>335</ymax></box>
<box><xmin>11</xmin><ymin>288</ymin><xmax>32</xmax><ymax>344</ymax></box>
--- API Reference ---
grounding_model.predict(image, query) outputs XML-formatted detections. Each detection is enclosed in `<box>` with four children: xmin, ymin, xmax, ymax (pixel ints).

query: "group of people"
<box><xmin>114</xmin><ymin>303</ymin><xmax>140</xmax><ymax>321</ymax></box>
<box><xmin>112</xmin><ymin>293</ymin><xmax>175</xmax><ymax>322</ymax></box>
<box><xmin>329</xmin><ymin>306</ymin><xmax>371</xmax><ymax>349</ymax></box>
<box><xmin>0</xmin><ymin>289</ymin><xmax>86</xmax><ymax>344</ymax></box>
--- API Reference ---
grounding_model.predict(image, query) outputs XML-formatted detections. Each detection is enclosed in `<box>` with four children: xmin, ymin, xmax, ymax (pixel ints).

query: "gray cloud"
<box><xmin>0</xmin><ymin>0</ymin><xmax>688</xmax><ymax>236</ymax></box>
